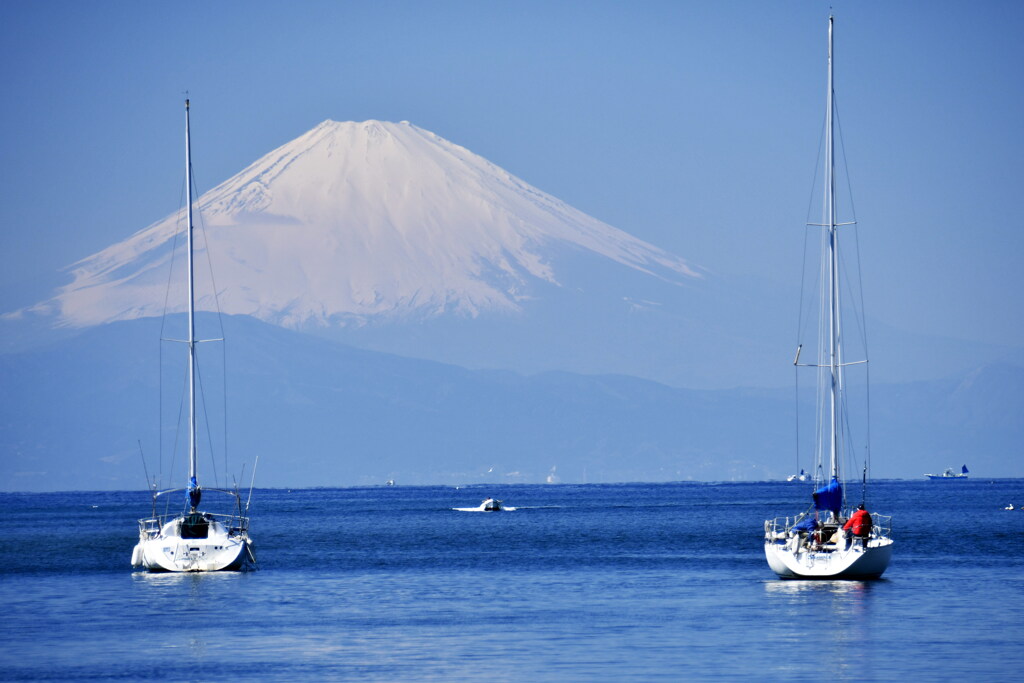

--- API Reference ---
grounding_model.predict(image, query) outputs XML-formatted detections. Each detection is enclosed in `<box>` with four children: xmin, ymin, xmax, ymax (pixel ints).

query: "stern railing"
<box><xmin>137</xmin><ymin>511</ymin><xmax>250</xmax><ymax>540</ymax></box>
<box><xmin>765</xmin><ymin>510</ymin><xmax>893</xmax><ymax>542</ymax></box>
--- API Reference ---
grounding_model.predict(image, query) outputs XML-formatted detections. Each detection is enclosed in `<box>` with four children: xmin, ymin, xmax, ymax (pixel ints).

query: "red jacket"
<box><xmin>843</xmin><ymin>509</ymin><xmax>872</xmax><ymax>537</ymax></box>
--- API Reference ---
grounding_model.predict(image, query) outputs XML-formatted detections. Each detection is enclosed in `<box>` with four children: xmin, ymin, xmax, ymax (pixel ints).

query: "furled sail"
<box><xmin>812</xmin><ymin>477</ymin><xmax>843</xmax><ymax>514</ymax></box>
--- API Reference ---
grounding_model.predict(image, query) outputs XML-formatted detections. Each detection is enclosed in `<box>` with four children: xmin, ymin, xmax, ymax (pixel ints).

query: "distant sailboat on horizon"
<box><xmin>131</xmin><ymin>100</ymin><xmax>255</xmax><ymax>572</ymax></box>
<box><xmin>764</xmin><ymin>16</ymin><xmax>894</xmax><ymax>580</ymax></box>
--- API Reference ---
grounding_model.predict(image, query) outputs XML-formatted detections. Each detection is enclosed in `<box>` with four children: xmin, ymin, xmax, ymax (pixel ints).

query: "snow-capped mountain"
<box><xmin>31</xmin><ymin>120</ymin><xmax>701</xmax><ymax>329</ymax></box>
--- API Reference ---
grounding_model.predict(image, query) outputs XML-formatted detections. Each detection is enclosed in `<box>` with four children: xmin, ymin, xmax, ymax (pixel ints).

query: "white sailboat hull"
<box><xmin>132</xmin><ymin>515</ymin><xmax>253</xmax><ymax>572</ymax></box>
<box><xmin>764</xmin><ymin>537</ymin><xmax>893</xmax><ymax>580</ymax></box>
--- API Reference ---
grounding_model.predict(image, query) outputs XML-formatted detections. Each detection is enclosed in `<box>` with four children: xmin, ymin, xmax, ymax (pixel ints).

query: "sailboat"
<box><xmin>131</xmin><ymin>100</ymin><xmax>255</xmax><ymax>572</ymax></box>
<box><xmin>763</xmin><ymin>17</ymin><xmax>894</xmax><ymax>580</ymax></box>
<box><xmin>786</xmin><ymin>469</ymin><xmax>808</xmax><ymax>483</ymax></box>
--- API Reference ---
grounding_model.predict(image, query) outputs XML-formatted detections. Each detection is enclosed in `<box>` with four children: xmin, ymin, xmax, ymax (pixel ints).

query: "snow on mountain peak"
<box><xmin>31</xmin><ymin>120</ymin><xmax>702</xmax><ymax>329</ymax></box>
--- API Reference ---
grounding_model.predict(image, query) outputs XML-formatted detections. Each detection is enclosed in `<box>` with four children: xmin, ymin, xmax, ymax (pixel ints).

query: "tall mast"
<box><xmin>826</xmin><ymin>15</ymin><xmax>841</xmax><ymax>482</ymax></box>
<box><xmin>185</xmin><ymin>99</ymin><xmax>200</xmax><ymax>511</ymax></box>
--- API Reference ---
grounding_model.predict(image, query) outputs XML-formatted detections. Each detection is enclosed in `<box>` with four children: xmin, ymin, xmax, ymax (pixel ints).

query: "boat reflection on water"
<box><xmin>763</xmin><ymin>579</ymin><xmax>875</xmax><ymax>598</ymax></box>
<box><xmin>763</xmin><ymin>578</ymin><xmax>879</xmax><ymax>627</ymax></box>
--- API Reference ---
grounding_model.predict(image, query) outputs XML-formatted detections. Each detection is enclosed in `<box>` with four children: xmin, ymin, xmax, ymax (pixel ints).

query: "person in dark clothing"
<box><xmin>791</xmin><ymin>516</ymin><xmax>819</xmax><ymax>551</ymax></box>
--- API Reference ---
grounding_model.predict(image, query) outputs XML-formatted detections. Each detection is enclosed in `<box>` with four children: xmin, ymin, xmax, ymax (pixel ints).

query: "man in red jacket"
<box><xmin>843</xmin><ymin>504</ymin><xmax>872</xmax><ymax>549</ymax></box>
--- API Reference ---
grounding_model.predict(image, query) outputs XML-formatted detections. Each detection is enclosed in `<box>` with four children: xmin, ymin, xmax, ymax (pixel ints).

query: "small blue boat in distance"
<box><xmin>925</xmin><ymin>465</ymin><xmax>969</xmax><ymax>480</ymax></box>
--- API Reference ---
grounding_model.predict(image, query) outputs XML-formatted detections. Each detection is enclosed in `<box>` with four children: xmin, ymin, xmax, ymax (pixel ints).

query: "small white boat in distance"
<box><xmin>925</xmin><ymin>465</ymin><xmax>969</xmax><ymax>480</ymax></box>
<box><xmin>453</xmin><ymin>497</ymin><xmax>515</xmax><ymax>512</ymax></box>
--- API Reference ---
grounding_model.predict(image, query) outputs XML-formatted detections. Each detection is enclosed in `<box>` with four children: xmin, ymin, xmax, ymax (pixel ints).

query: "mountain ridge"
<box><xmin>2</xmin><ymin>315</ymin><xmax>1021</xmax><ymax>492</ymax></box>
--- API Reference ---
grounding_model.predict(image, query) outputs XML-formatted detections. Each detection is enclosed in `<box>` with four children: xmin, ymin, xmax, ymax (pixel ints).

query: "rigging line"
<box><xmin>138</xmin><ymin>439</ymin><xmax>152</xmax><ymax>492</ymax></box>
<box><xmin>832</xmin><ymin>93</ymin><xmax>859</xmax><ymax>223</ymax></box>
<box><xmin>835</xmin><ymin>345</ymin><xmax>869</xmax><ymax>491</ymax></box>
<box><xmin>831</xmin><ymin>92</ymin><xmax>870</xmax><ymax>355</ymax></box>
<box><xmin>222</xmin><ymin>334</ymin><xmax>228</xmax><ymax>483</ymax></box>
<box><xmin>792</xmin><ymin>216</ymin><xmax>815</xmax><ymax>481</ymax></box>
<box><xmin>159</xmin><ymin>195</ymin><xmax>187</xmax><ymax>487</ymax></box>
<box><xmin>832</xmin><ymin>93</ymin><xmax>874</xmax><ymax>487</ymax></box>
<box><xmin>794</xmin><ymin>360</ymin><xmax>801</xmax><ymax>476</ymax></box>
<box><xmin>167</xmin><ymin>359</ymin><xmax>188</xmax><ymax>515</ymax></box>
<box><xmin>865</xmin><ymin>356</ymin><xmax>873</xmax><ymax>477</ymax></box>
<box><xmin>797</xmin><ymin>229</ymin><xmax>822</xmax><ymax>362</ymax></box>
<box><xmin>236</xmin><ymin>462</ymin><xmax>246</xmax><ymax>513</ymax></box>
<box><xmin>835</xmin><ymin>96</ymin><xmax>873</xmax><ymax>480</ymax></box>
<box><xmin>189</xmin><ymin>164</ymin><xmax>226</xmax><ymax>334</ymax></box>
<box><xmin>814</xmin><ymin>356</ymin><xmax>825</xmax><ymax>485</ymax></box>
<box><xmin>191</xmin><ymin>166</ymin><xmax>231</xmax><ymax>478</ymax></box>
<box><xmin>804</xmin><ymin>108</ymin><xmax>828</xmax><ymax>227</ymax></box>
<box><xmin>851</xmin><ymin>226</ymin><xmax>870</xmax><ymax>353</ymax></box>
<box><xmin>813</xmin><ymin>225</ymin><xmax>829</xmax><ymax>484</ymax></box>
<box><xmin>797</xmin><ymin>228</ymin><xmax>809</xmax><ymax>344</ymax></box>
<box><xmin>847</xmin><ymin>210</ymin><xmax>872</xmax><ymax>370</ymax></box>
<box><xmin>160</xmin><ymin>182</ymin><xmax>187</xmax><ymax>333</ymax></box>
<box><xmin>836</xmin><ymin>244</ymin><xmax>869</xmax><ymax>362</ymax></box>
<box><xmin>191</xmin><ymin>171</ymin><xmax>226</xmax><ymax>321</ymax></box>
<box><xmin>839</xmin><ymin>367</ymin><xmax>855</xmax><ymax>482</ymax></box>
<box><xmin>844</xmin><ymin>236</ymin><xmax>874</xmax><ymax>479</ymax></box>
<box><xmin>194</xmin><ymin>357</ymin><xmax>220</xmax><ymax>489</ymax></box>
<box><xmin>796</xmin><ymin>108</ymin><xmax>829</xmax><ymax>346</ymax></box>
<box><xmin>158</xmin><ymin>333</ymin><xmax>163</xmax><ymax>488</ymax></box>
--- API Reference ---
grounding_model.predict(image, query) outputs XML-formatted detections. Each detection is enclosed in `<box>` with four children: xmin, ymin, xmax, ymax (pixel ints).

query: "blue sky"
<box><xmin>2</xmin><ymin>1</ymin><xmax>1022</xmax><ymax>357</ymax></box>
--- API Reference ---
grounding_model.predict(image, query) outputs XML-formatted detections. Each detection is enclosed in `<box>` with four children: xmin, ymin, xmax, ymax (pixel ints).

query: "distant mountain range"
<box><xmin>1</xmin><ymin>315</ymin><xmax>1020</xmax><ymax>491</ymax></box>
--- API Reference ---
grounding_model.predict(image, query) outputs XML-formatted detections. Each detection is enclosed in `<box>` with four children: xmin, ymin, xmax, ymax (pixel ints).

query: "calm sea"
<box><xmin>1</xmin><ymin>480</ymin><xmax>1022</xmax><ymax>681</ymax></box>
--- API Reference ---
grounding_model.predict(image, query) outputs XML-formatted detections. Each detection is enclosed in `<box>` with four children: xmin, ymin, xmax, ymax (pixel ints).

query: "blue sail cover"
<box><xmin>812</xmin><ymin>477</ymin><xmax>843</xmax><ymax>513</ymax></box>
